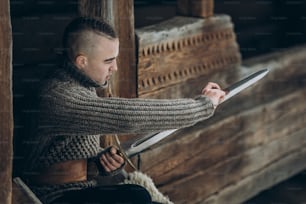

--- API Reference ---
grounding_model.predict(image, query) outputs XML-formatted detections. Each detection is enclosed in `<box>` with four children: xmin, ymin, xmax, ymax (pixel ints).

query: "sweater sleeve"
<box><xmin>40</xmin><ymin>83</ymin><xmax>215</xmax><ymax>136</ymax></box>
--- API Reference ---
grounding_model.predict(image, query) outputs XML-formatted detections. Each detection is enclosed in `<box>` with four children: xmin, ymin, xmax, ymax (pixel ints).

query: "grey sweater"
<box><xmin>23</xmin><ymin>60</ymin><xmax>215</xmax><ymax>202</ymax></box>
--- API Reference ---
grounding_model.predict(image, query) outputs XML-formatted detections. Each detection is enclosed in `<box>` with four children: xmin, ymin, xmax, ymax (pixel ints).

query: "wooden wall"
<box><xmin>130</xmin><ymin>2</ymin><xmax>306</xmax><ymax>203</ymax></box>
<box><xmin>0</xmin><ymin>0</ymin><xmax>13</xmax><ymax>203</ymax></box>
<box><xmin>138</xmin><ymin>45</ymin><xmax>306</xmax><ymax>203</ymax></box>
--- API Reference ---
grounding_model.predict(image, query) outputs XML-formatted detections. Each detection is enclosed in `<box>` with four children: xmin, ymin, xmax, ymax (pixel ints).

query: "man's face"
<box><xmin>76</xmin><ymin>34</ymin><xmax>119</xmax><ymax>85</ymax></box>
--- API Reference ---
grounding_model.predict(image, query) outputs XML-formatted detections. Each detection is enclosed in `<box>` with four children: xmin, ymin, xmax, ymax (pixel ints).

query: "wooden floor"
<box><xmin>244</xmin><ymin>170</ymin><xmax>306</xmax><ymax>204</ymax></box>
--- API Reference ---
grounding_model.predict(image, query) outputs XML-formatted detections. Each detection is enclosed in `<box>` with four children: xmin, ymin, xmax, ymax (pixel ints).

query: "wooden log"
<box><xmin>0</xmin><ymin>0</ymin><xmax>13</xmax><ymax>203</ymax></box>
<box><xmin>136</xmin><ymin>15</ymin><xmax>241</xmax><ymax>97</ymax></box>
<box><xmin>136</xmin><ymin>45</ymin><xmax>306</xmax><ymax>203</ymax></box>
<box><xmin>177</xmin><ymin>0</ymin><xmax>214</xmax><ymax>18</ymax></box>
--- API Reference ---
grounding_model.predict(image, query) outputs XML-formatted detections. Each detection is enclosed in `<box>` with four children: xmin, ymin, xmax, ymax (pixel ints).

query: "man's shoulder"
<box><xmin>41</xmin><ymin>68</ymin><xmax>75</xmax><ymax>88</ymax></box>
<box><xmin>40</xmin><ymin>69</ymin><xmax>96</xmax><ymax>97</ymax></box>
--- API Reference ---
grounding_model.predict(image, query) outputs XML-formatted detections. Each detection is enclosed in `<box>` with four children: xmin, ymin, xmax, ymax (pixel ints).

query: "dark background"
<box><xmin>133</xmin><ymin>0</ymin><xmax>306</xmax><ymax>59</ymax></box>
<box><xmin>10</xmin><ymin>0</ymin><xmax>306</xmax><ymax>63</ymax></box>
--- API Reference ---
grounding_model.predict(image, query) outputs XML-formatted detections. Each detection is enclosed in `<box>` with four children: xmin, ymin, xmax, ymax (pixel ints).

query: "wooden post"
<box><xmin>78</xmin><ymin>0</ymin><xmax>114</xmax><ymax>24</ymax></box>
<box><xmin>177</xmin><ymin>0</ymin><xmax>214</xmax><ymax>18</ymax></box>
<box><xmin>0</xmin><ymin>0</ymin><xmax>13</xmax><ymax>203</ymax></box>
<box><xmin>78</xmin><ymin>0</ymin><xmax>137</xmax><ymax>98</ymax></box>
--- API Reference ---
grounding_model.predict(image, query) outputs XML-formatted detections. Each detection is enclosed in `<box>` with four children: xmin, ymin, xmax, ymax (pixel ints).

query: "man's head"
<box><xmin>63</xmin><ymin>17</ymin><xmax>119</xmax><ymax>85</ymax></box>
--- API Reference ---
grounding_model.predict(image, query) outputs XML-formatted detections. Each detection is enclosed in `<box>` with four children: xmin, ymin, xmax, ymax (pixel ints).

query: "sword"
<box><xmin>222</xmin><ymin>68</ymin><xmax>269</xmax><ymax>103</ymax></box>
<box><xmin>123</xmin><ymin>68</ymin><xmax>269</xmax><ymax>157</ymax></box>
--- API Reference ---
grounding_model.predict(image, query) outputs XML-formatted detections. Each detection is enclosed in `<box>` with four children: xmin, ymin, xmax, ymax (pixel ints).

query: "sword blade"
<box><xmin>124</xmin><ymin>68</ymin><xmax>269</xmax><ymax>157</ymax></box>
<box><xmin>125</xmin><ymin>129</ymin><xmax>177</xmax><ymax>157</ymax></box>
<box><xmin>222</xmin><ymin>68</ymin><xmax>269</xmax><ymax>103</ymax></box>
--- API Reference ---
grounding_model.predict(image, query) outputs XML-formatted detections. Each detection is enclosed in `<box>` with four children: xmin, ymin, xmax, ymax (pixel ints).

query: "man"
<box><xmin>21</xmin><ymin>17</ymin><xmax>225</xmax><ymax>204</ymax></box>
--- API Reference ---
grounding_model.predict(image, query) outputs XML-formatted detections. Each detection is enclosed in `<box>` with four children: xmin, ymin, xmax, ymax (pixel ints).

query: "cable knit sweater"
<box><xmin>23</xmin><ymin>60</ymin><xmax>215</xmax><ymax>203</ymax></box>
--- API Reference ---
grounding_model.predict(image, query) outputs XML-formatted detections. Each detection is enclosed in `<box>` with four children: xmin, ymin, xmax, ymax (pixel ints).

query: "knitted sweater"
<box><xmin>23</xmin><ymin>60</ymin><xmax>215</xmax><ymax>202</ymax></box>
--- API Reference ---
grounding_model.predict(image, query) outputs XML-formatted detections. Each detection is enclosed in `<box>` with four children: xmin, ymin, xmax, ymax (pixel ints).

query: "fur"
<box><xmin>122</xmin><ymin>171</ymin><xmax>174</xmax><ymax>204</ymax></box>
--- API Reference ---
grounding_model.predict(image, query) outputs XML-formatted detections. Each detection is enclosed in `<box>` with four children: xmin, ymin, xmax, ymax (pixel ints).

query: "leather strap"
<box><xmin>30</xmin><ymin>159</ymin><xmax>87</xmax><ymax>185</ymax></box>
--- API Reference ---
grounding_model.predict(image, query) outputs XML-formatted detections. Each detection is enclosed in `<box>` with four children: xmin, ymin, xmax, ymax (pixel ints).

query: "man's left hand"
<box><xmin>99</xmin><ymin>146</ymin><xmax>125</xmax><ymax>173</ymax></box>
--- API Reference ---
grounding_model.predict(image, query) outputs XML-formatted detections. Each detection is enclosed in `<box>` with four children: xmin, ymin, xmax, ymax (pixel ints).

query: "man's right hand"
<box><xmin>201</xmin><ymin>82</ymin><xmax>226</xmax><ymax>109</ymax></box>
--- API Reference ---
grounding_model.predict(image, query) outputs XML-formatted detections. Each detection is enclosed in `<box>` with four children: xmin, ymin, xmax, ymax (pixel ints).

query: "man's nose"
<box><xmin>111</xmin><ymin>60</ymin><xmax>118</xmax><ymax>71</ymax></box>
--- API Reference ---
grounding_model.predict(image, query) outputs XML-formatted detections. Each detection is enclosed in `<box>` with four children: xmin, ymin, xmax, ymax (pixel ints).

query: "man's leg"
<box><xmin>52</xmin><ymin>184</ymin><xmax>153</xmax><ymax>204</ymax></box>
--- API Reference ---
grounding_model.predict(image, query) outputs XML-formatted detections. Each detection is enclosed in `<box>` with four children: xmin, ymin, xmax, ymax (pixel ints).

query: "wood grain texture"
<box><xmin>137</xmin><ymin>45</ymin><xmax>306</xmax><ymax>203</ymax></box>
<box><xmin>136</xmin><ymin>15</ymin><xmax>241</xmax><ymax>97</ymax></box>
<box><xmin>112</xmin><ymin>0</ymin><xmax>137</xmax><ymax>98</ymax></box>
<box><xmin>0</xmin><ymin>0</ymin><xmax>13</xmax><ymax>203</ymax></box>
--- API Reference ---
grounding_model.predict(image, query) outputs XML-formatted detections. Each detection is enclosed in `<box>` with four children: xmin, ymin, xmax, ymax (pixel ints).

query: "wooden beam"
<box><xmin>177</xmin><ymin>0</ymin><xmax>214</xmax><ymax>18</ymax></box>
<box><xmin>0</xmin><ymin>0</ymin><xmax>13</xmax><ymax>203</ymax></box>
<box><xmin>78</xmin><ymin>0</ymin><xmax>137</xmax><ymax>98</ymax></box>
<box><xmin>111</xmin><ymin>0</ymin><xmax>136</xmax><ymax>98</ymax></box>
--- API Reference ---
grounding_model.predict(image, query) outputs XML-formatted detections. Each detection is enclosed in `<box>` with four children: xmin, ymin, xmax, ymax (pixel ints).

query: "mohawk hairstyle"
<box><xmin>62</xmin><ymin>17</ymin><xmax>117</xmax><ymax>60</ymax></box>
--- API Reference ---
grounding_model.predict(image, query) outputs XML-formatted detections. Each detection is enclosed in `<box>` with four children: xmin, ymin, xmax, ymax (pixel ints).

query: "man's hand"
<box><xmin>99</xmin><ymin>146</ymin><xmax>125</xmax><ymax>173</ymax></box>
<box><xmin>201</xmin><ymin>82</ymin><xmax>226</xmax><ymax>109</ymax></box>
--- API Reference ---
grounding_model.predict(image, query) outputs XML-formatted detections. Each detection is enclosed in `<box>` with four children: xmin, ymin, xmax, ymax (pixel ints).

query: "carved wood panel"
<box><xmin>136</xmin><ymin>15</ymin><xmax>241</xmax><ymax>97</ymax></box>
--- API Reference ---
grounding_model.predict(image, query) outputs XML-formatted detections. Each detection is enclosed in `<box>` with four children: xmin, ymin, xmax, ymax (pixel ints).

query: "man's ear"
<box><xmin>75</xmin><ymin>55</ymin><xmax>87</xmax><ymax>70</ymax></box>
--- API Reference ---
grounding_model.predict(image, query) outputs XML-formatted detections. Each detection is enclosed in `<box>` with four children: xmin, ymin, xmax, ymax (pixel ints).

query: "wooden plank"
<box><xmin>0</xmin><ymin>0</ymin><xmax>13</xmax><ymax>203</ymax></box>
<box><xmin>177</xmin><ymin>0</ymin><xmax>214</xmax><ymax>17</ymax></box>
<box><xmin>159</xmin><ymin>120</ymin><xmax>306</xmax><ymax>203</ymax></box>
<box><xmin>245</xmin><ymin>170</ymin><xmax>306</xmax><ymax>204</ymax></box>
<box><xmin>203</xmin><ymin>143</ymin><xmax>306</xmax><ymax>204</ymax></box>
<box><xmin>136</xmin><ymin>15</ymin><xmax>241</xmax><ymax>97</ymax></box>
<box><xmin>141</xmin><ymin>88</ymin><xmax>306</xmax><ymax>183</ymax></box>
